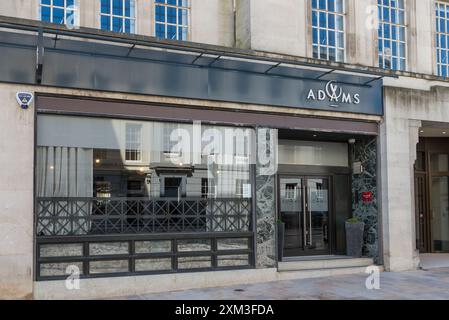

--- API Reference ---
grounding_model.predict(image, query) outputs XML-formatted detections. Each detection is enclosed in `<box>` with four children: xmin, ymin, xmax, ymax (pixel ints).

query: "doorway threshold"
<box><xmin>419</xmin><ymin>253</ymin><xmax>449</xmax><ymax>270</ymax></box>
<box><xmin>282</xmin><ymin>255</ymin><xmax>358</xmax><ymax>262</ymax></box>
<box><xmin>278</xmin><ymin>255</ymin><xmax>374</xmax><ymax>273</ymax></box>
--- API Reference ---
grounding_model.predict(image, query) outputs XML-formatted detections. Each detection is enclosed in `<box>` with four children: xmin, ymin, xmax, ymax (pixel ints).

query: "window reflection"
<box><xmin>312</xmin><ymin>0</ymin><xmax>345</xmax><ymax>62</ymax></box>
<box><xmin>378</xmin><ymin>0</ymin><xmax>406</xmax><ymax>71</ymax></box>
<box><xmin>155</xmin><ymin>0</ymin><xmax>189</xmax><ymax>40</ymax></box>
<box><xmin>36</xmin><ymin>115</ymin><xmax>253</xmax><ymax>201</ymax></box>
<box><xmin>436</xmin><ymin>1</ymin><xmax>449</xmax><ymax>76</ymax></box>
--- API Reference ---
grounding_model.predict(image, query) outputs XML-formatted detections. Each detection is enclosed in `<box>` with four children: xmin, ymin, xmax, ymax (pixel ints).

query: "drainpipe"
<box><xmin>233</xmin><ymin>0</ymin><xmax>237</xmax><ymax>47</ymax></box>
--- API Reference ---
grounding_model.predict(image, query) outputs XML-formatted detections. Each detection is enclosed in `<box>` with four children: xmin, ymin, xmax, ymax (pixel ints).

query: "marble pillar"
<box><xmin>255</xmin><ymin>128</ymin><xmax>277</xmax><ymax>268</ymax></box>
<box><xmin>351</xmin><ymin>137</ymin><xmax>379</xmax><ymax>262</ymax></box>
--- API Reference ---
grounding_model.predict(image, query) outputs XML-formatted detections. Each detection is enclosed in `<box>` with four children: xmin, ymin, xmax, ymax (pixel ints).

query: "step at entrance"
<box><xmin>278</xmin><ymin>256</ymin><xmax>374</xmax><ymax>272</ymax></box>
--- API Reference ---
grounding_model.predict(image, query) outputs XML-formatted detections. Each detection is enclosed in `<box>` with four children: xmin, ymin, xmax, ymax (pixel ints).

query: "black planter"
<box><xmin>345</xmin><ymin>222</ymin><xmax>365</xmax><ymax>257</ymax></box>
<box><xmin>277</xmin><ymin>222</ymin><xmax>285</xmax><ymax>261</ymax></box>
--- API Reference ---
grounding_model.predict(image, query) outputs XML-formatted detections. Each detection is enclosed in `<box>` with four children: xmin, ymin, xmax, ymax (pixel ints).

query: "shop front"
<box><xmin>0</xmin><ymin>20</ymin><xmax>388</xmax><ymax>297</ymax></box>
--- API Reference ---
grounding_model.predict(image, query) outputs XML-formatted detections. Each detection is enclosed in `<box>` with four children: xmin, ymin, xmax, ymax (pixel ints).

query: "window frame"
<box><xmin>435</xmin><ymin>0</ymin><xmax>449</xmax><ymax>77</ymax></box>
<box><xmin>125</xmin><ymin>122</ymin><xmax>143</xmax><ymax>163</ymax></box>
<box><xmin>154</xmin><ymin>0</ymin><xmax>190</xmax><ymax>41</ymax></box>
<box><xmin>311</xmin><ymin>0</ymin><xmax>347</xmax><ymax>63</ymax></box>
<box><xmin>99</xmin><ymin>0</ymin><xmax>137</xmax><ymax>34</ymax></box>
<box><xmin>39</xmin><ymin>0</ymin><xmax>78</xmax><ymax>25</ymax></box>
<box><xmin>377</xmin><ymin>0</ymin><xmax>408</xmax><ymax>71</ymax></box>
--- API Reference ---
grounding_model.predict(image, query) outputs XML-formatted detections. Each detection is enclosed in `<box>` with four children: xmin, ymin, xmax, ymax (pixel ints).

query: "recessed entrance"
<box><xmin>415</xmin><ymin>132</ymin><xmax>449</xmax><ymax>253</ymax></box>
<box><xmin>276</xmin><ymin>131</ymin><xmax>359</xmax><ymax>260</ymax></box>
<box><xmin>280</xmin><ymin>176</ymin><xmax>330</xmax><ymax>256</ymax></box>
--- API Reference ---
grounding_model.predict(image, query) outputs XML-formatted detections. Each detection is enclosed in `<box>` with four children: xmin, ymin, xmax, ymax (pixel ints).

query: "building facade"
<box><xmin>1</xmin><ymin>0</ymin><xmax>449</xmax><ymax>299</ymax></box>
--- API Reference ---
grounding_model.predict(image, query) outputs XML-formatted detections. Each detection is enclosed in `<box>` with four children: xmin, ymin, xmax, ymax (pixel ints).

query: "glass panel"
<box><xmin>41</xmin><ymin>6</ymin><xmax>51</xmax><ymax>22</ymax></box>
<box><xmin>311</xmin><ymin>0</ymin><xmax>345</xmax><ymax>61</ymax></box>
<box><xmin>89</xmin><ymin>242</ymin><xmax>129</xmax><ymax>256</ymax></box>
<box><xmin>155</xmin><ymin>0</ymin><xmax>190</xmax><ymax>40</ymax></box>
<box><xmin>177</xmin><ymin>239</ymin><xmax>211</xmax><ymax>252</ymax></box>
<box><xmin>101</xmin><ymin>15</ymin><xmax>111</xmax><ymax>30</ymax></box>
<box><xmin>89</xmin><ymin>260</ymin><xmax>129</xmax><ymax>274</ymax></box>
<box><xmin>40</xmin><ymin>262</ymin><xmax>84</xmax><ymax>277</ymax></box>
<box><xmin>431</xmin><ymin>153</ymin><xmax>449</xmax><ymax>172</ymax></box>
<box><xmin>101</xmin><ymin>0</ymin><xmax>111</xmax><ymax>14</ymax></box>
<box><xmin>217</xmin><ymin>255</ymin><xmax>249</xmax><ymax>267</ymax></box>
<box><xmin>377</xmin><ymin>0</ymin><xmax>407</xmax><ymax>70</ymax></box>
<box><xmin>280</xmin><ymin>178</ymin><xmax>303</xmax><ymax>256</ymax></box>
<box><xmin>217</xmin><ymin>238</ymin><xmax>248</xmax><ymax>250</ymax></box>
<box><xmin>135</xmin><ymin>240</ymin><xmax>172</xmax><ymax>253</ymax></box>
<box><xmin>178</xmin><ymin>256</ymin><xmax>211</xmax><ymax>269</ymax></box>
<box><xmin>36</xmin><ymin>115</ymin><xmax>254</xmax><ymax>236</ymax></box>
<box><xmin>278</xmin><ymin>140</ymin><xmax>349</xmax><ymax>167</ymax></box>
<box><xmin>40</xmin><ymin>243</ymin><xmax>83</xmax><ymax>257</ymax></box>
<box><xmin>431</xmin><ymin>177</ymin><xmax>449</xmax><ymax>252</ymax></box>
<box><xmin>307</xmin><ymin>178</ymin><xmax>330</xmax><ymax>251</ymax></box>
<box><xmin>53</xmin><ymin>8</ymin><xmax>64</xmax><ymax>24</ymax></box>
<box><xmin>135</xmin><ymin>258</ymin><xmax>172</xmax><ymax>271</ymax></box>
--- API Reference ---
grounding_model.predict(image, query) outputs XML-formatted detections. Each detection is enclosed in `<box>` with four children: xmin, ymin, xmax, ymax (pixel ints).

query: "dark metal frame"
<box><xmin>415</xmin><ymin>137</ymin><xmax>449</xmax><ymax>253</ymax></box>
<box><xmin>33</xmin><ymin>100</ymin><xmax>260</xmax><ymax>281</ymax></box>
<box><xmin>36</xmin><ymin>232</ymin><xmax>254</xmax><ymax>281</ymax></box>
<box><xmin>36</xmin><ymin>197</ymin><xmax>252</xmax><ymax>236</ymax></box>
<box><xmin>277</xmin><ymin>174</ymin><xmax>334</xmax><ymax>257</ymax></box>
<box><xmin>0</xmin><ymin>15</ymin><xmax>396</xmax><ymax>88</ymax></box>
<box><xmin>276</xmin><ymin>163</ymin><xmax>354</xmax><ymax>259</ymax></box>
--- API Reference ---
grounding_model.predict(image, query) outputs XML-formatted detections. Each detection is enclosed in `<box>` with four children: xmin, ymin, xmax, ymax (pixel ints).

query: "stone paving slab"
<box><xmin>119</xmin><ymin>268</ymin><xmax>449</xmax><ymax>300</ymax></box>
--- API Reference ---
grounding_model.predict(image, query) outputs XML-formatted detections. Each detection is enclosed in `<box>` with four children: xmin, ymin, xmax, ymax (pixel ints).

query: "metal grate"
<box><xmin>36</xmin><ymin>197</ymin><xmax>252</xmax><ymax>236</ymax></box>
<box><xmin>36</xmin><ymin>232</ymin><xmax>254</xmax><ymax>280</ymax></box>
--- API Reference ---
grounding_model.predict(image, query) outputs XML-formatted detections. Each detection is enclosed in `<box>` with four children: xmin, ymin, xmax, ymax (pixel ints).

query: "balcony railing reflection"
<box><xmin>36</xmin><ymin>197</ymin><xmax>252</xmax><ymax>236</ymax></box>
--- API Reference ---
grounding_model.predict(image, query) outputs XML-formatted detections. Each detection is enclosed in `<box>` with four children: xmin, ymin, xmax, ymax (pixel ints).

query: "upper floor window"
<box><xmin>40</xmin><ymin>0</ymin><xmax>75</xmax><ymax>25</ymax></box>
<box><xmin>378</xmin><ymin>0</ymin><xmax>406</xmax><ymax>71</ymax></box>
<box><xmin>312</xmin><ymin>0</ymin><xmax>345</xmax><ymax>62</ymax></box>
<box><xmin>155</xmin><ymin>0</ymin><xmax>189</xmax><ymax>41</ymax></box>
<box><xmin>436</xmin><ymin>1</ymin><xmax>449</xmax><ymax>77</ymax></box>
<box><xmin>125</xmin><ymin>123</ymin><xmax>142</xmax><ymax>162</ymax></box>
<box><xmin>100</xmin><ymin>0</ymin><xmax>136</xmax><ymax>33</ymax></box>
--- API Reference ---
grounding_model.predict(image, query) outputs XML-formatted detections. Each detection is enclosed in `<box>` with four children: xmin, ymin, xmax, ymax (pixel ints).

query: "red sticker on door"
<box><xmin>361</xmin><ymin>192</ymin><xmax>373</xmax><ymax>203</ymax></box>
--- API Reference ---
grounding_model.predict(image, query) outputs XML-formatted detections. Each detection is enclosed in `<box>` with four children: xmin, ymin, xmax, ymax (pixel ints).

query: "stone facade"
<box><xmin>351</xmin><ymin>138</ymin><xmax>379</xmax><ymax>262</ymax></box>
<box><xmin>0</xmin><ymin>84</ymin><xmax>35</xmax><ymax>299</ymax></box>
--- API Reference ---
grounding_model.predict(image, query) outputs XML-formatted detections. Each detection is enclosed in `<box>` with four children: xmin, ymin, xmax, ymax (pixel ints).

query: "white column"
<box><xmin>249</xmin><ymin>0</ymin><xmax>307</xmax><ymax>57</ymax></box>
<box><xmin>190</xmin><ymin>0</ymin><xmax>234</xmax><ymax>46</ymax></box>
<box><xmin>345</xmin><ymin>0</ymin><xmax>377</xmax><ymax>66</ymax></box>
<box><xmin>380</xmin><ymin>113</ymin><xmax>421</xmax><ymax>271</ymax></box>
<box><xmin>137</xmin><ymin>0</ymin><xmax>152</xmax><ymax>37</ymax></box>
<box><xmin>409</xmin><ymin>0</ymin><xmax>434</xmax><ymax>74</ymax></box>
<box><xmin>0</xmin><ymin>84</ymin><xmax>35</xmax><ymax>298</ymax></box>
<box><xmin>79</xmin><ymin>0</ymin><xmax>98</xmax><ymax>29</ymax></box>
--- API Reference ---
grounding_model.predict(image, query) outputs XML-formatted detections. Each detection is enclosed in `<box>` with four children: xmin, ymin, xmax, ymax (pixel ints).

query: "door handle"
<box><xmin>308</xmin><ymin>187</ymin><xmax>312</xmax><ymax>246</ymax></box>
<box><xmin>302</xmin><ymin>185</ymin><xmax>307</xmax><ymax>248</ymax></box>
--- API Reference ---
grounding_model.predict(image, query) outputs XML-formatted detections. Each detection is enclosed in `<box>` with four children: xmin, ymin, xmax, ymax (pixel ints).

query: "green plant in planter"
<box><xmin>345</xmin><ymin>216</ymin><xmax>365</xmax><ymax>257</ymax></box>
<box><xmin>346</xmin><ymin>216</ymin><xmax>362</xmax><ymax>224</ymax></box>
<box><xmin>276</xmin><ymin>219</ymin><xmax>284</xmax><ymax>224</ymax></box>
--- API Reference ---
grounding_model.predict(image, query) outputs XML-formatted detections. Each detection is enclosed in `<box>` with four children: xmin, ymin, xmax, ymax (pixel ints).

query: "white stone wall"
<box><xmin>0</xmin><ymin>0</ymin><xmax>234</xmax><ymax>46</ymax></box>
<box><xmin>0</xmin><ymin>83</ymin><xmax>35</xmax><ymax>299</ymax></box>
<box><xmin>381</xmin><ymin>78</ymin><xmax>449</xmax><ymax>271</ymax></box>
<box><xmin>0</xmin><ymin>0</ymin><xmax>441</xmax><ymax>74</ymax></box>
<box><xmin>0</xmin><ymin>0</ymin><xmax>39</xmax><ymax>20</ymax></box>
<box><xmin>247</xmin><ymin>0</ymin><xmax>309</xmax><ymax>57</ymax></box>
<box><xmin>190</xmin><ymin>0</ymin><xmax>234</xmax><ymax>47</ymax></box>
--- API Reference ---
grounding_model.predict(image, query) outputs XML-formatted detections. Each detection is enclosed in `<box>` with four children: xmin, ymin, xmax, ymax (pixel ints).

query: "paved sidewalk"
<box><xmin>123</xmin><ymin>268</ymin><xmax>449</xmax><ymax>300</ymax></box>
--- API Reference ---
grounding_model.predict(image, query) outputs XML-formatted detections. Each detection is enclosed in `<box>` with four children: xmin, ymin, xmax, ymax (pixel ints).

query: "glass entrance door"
<box><xmin>280</xmin><ymin>176</ymin><xmax>330</xmax><ymax>257</ymax></box>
